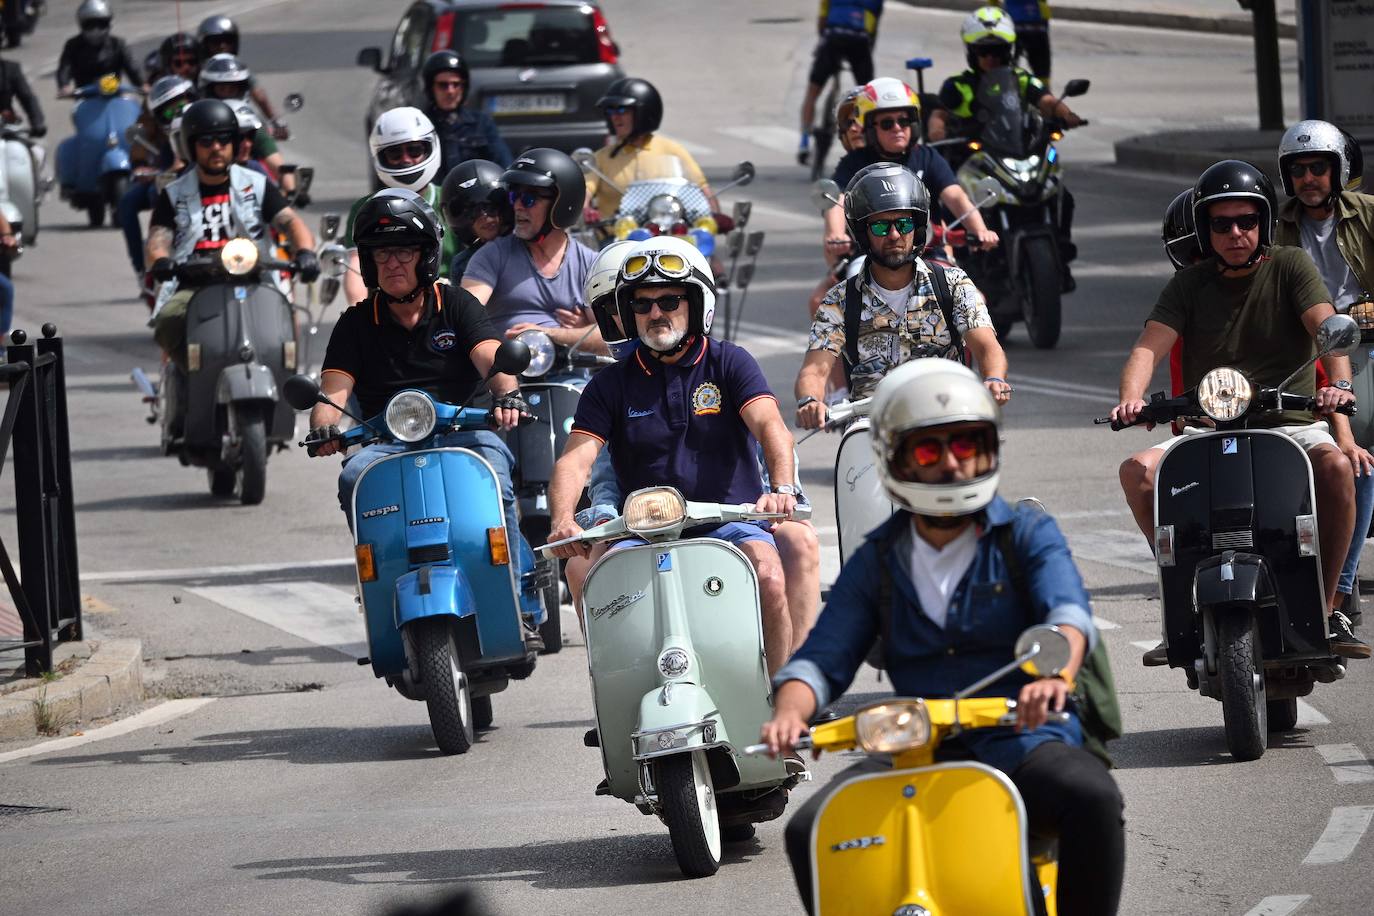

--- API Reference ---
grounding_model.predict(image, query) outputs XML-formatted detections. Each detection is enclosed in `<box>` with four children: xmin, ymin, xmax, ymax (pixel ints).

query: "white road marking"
<box><xmin>81</xmin><ymin>557</ymin><xmax>353</xmax><ymax>583</ymax></box>
<box><xmin>187</xmin><ymin>581</ymin><xmax>366</xmax><ymax>659</ymax></box>
<box><xmin>1243</xmin><ymin>897</ymin><xmax>1310</xmax><ymax>916</ymax></box>
<box><xmin>1302</xmin><ymin>806</ymin><xmax>1374</xmax><ymax>865</ymax></box>
<box><xmin>1065</xmin><ymin>529</ymin><xmax>1157</xmax><ymax>576</ymax></box>
<box><xmin>1094</xmin><ymin>617</ymin><xmax>1120</xmax><ymax>630</ymax></box>
<box><xmin>716</xmin><ymin>124</ymin><xmax>805</xmax><ymax>156</ymax></box>
<box><xmin>1013</xmin><ymin>382</ymin><xmax>1114</xmax><ymax>404</ymax></box>
<box><xmin>1298</xmin><ymin>700</ymin><xmax>1331</xmax><ymax>727</ymax></box>
<box><xmin>0</xmin><ymin>698</ymin><xmax>216</xmax><ymax>765</ymax></box>
<box><xmin>1056</xmin><ymin>510</ymin><xmax>1131</xmax><ymax>520</ymax></box>
<box><xmin>1130</xmin><ymin>640</ymin><xmax>1157</xmax><ymax>652</ymax></box>
<box><xmin>1315</xmin><ymin>745</ymin><xmax>1374</xmax><ymax>784</ymax></box>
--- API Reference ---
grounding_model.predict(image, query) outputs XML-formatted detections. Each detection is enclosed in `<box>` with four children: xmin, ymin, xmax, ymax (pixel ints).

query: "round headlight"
<box><xmin>384</xmin><ymin>391</ymin><xmax>437</xmax><ymax>443</ymax></box>
<box><xmin>515</xmin><ymin>328</ymin><xmax>556</xmax><ymax>378</ymax></box>
<box><xmin>855</xmin><ymin>700</ymin><xmax>932</xmax><ymax>755</ymax></box>
<box><xmin>221</xmin><ymin>238</ymin><xmax>259</xmax><ymax>276</ymax></box>
<box><xmin>623</xmin><ymin>486</ymin><xmax>686</xmax><ymax>534</ymax></box>
<box><xmin>646</xmin><ymin>194</ymin><xmax>684</xmax><ymax>228</ymax></box>
<box><xmin>1197</xmin><ymin>367</ymin><xmax>1253</xmax><ymax>422</ymax></box>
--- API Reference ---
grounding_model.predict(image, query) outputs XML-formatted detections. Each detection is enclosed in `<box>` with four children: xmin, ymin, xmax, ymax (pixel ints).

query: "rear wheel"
<box><xmin>234</xmin><ymin>403</ymin><xmax>268</xmax><ymax>506</ymax></box>
<box><xmin>658</xmin><ymin>751</ymin><xmax>722</xmax><ymax>878</ymax></box>
<box><xmin>1217</xmin><ymin>611</ymin><xmax>1267</xmax><ymax>760</ymax></box>
<box><xmin>472</xmin><ymin>695</ymin><xmax>494</xmax><ymax>730</ymax></box>
<box><xmin>413</xmin><ymin>618</ymin><xmax>474</xmax><ymax>755</ymax></box>
<box><xmin>1020</xmin><ymin>235</ymin><xmax>1063</xmax><ymax>349</ymax></box>
<box><xmin>85</xmin><ymin>201</ymin><xmax>104</xmax><ymax>228</ymax></box>
<box><xmin>1267</xmin><ymin>698</ymin><xmax>1299</xmax><ymax>732</ymax></box>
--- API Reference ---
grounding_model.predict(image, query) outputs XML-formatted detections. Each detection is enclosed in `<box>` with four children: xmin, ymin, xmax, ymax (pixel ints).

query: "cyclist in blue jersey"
<box><xmin>799</xmin><ymin>0</ymin><xmax>884</xmax><ymax>165</ymax></box>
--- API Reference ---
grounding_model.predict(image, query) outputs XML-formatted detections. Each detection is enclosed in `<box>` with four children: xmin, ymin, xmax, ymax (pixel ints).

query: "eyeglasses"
<box><xmin>903</xmin><ymin>431</ymin><xmax>989</xmax><ymax>468</ymax></box>
<box><xmin>876</xmin><ymin>116</ymin><xmax>913</xmax><ymax>131</ymax></box>
<box><xmin>372</xmin><ymin>247</ymin><xmax>419</xmax><ymax>265</ymax></box>
<box><xmin>1289</xmin><ymin>160</ymin><xmax>1331</xmax><ymax>179</ymax></box>
<box><xmin>380</xmin><ymin>142</ymin><xmax>431</xmax><ymax>166</ymax></box>
<box><xmin>868</xmin><ymin>216</ymin><xmax>921</xmax><ymax>237</ymax></box>
<box><xmin>1208</xmin><ymin>213</ymin><xmax>1261</xmax><ymax>235</ymax></box>
<box><xmin>622</xmin><ymin>251</ymin><xmax>692</xmax><ymax>282</ymax></box>
<box><xmin>194</xmin><ymin>133</ymin><xmax>236</xmax><ymax>148</ymax></box>
<box><xmin>509</xmin><ymin>189</ymin><xmax>553</xmax><ymax>209</ymax></box>
<box><xmin>627</xmin><ymin>292</ymin><xmax>689</xmax><ymax>315</ymax></box>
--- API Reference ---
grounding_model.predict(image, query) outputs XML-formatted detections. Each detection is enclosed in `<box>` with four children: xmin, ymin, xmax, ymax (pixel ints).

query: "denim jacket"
<box><xmin>775</xmin><ymin>496</ymin><xmax>1097</xmax><ymax>773</ymax></box>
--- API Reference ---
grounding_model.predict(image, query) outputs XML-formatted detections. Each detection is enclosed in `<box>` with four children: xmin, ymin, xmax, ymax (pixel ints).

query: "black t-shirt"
<box><xmin>57</xmin><ymin>35</ymin><xmax>142</xmax><ymax>89</ymax></box>
<box><xmin>831</xmin><ymin>145</ymin><xmax>957</xmax><ymax>200</ymax></box>
<box><xmin>321</xmin><ymin>284</ymin><xmax>500</xmax><ymax>417</ymax></box>
<box><xmin>150</xmin><ymin>178</ymin><xmax>289</xmax><ymax>253</ymax></box>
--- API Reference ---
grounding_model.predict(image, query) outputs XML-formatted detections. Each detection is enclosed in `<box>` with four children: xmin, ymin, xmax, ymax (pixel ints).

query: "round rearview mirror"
<box><xmin>1317</xmin><ymin>313</ymin><xmax>1361</xmax><ymax>358</ymax></box>
<box><xmin>810</xmin><ymin>178</ymin><xmax>841</xmax><ymax>214</ymax></box>
<box><xmin>319</xmin><ymin>242</ymin><xmax>349</xmax><ymax>278</ymax></box>
<box><xmin>283</xmin><ymin>92</ymin><xmax>304</xmax><ymax>112</ymax></box>
<box><xmin>571</xmin><ymin>147</ymin><xmax>596</xmax><ymax>171</ymax></box>
<box><xmin>283</xmin><ymin>374</ymin><xmax>323</xmax><ymax>411</ymax></box>
<box><xmin>491</xmin><ymin>338</ymin><xmax>532</xmax><ymax>377</ymax></box>
<box><xmin>732</xmin><ymin>161</ymin><xmax>756</xmax><ymax>187</ymax></box>
<box><xmin>1014</xmin><ymin>624</ymin><xmax>1072</xmax><ymax>679</ymax></box>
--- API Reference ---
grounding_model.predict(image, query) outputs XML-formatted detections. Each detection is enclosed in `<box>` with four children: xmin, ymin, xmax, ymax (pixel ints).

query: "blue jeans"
<box><xmin>1340</xmin><ymin>470</ymin><xmax>1374</xmax><ymax>595</ymax></box>
<box><xmin>118</xmin><ymin>180</ymin><xmax>157</xmax><ymax>273</ymax></box>
<box><xmin>0</xmin><ymin>271</ymin><xmax>12</xmax><ymax>335</ymax></box>
<box><xmin>337</xmin><ymin>429</ymin><xmax>542</xmax><ymax>623</ymax></box>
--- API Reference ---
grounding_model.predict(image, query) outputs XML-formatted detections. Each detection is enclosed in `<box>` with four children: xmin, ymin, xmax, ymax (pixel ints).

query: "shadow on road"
<box><xmin>1112</xmin><ymin>724</ymin><xmax>1314</xmax><ymax>769</ymax></box>
<box><xmin>234</xmin><ymin>831</ymin><xmax>766</xmax><ymax>890</ymax></box>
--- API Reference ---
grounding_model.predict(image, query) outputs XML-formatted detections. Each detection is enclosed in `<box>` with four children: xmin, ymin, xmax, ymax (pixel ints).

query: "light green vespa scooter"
<box><xmin>541</xmin><ymin>485</ymin><xmax>808</xmax><ymax>879</ymax></box>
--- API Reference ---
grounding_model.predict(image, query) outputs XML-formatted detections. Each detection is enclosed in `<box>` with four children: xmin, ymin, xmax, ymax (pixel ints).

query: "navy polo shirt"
<box><xmin>572</xmin><ymin>336</ymin><xmax>775</xmax><ymax>504</ymax></box>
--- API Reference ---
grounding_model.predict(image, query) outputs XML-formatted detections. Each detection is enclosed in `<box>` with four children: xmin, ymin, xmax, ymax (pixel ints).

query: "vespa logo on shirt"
<box><xmin>431</xmin><ymin>329</ymin><xmax>457</xmax><ymax>351</ymax></box>
<box><xmin>692</xmin><ymin>382</ymin><xmax>722</xmax><ymax>416</ymax></box>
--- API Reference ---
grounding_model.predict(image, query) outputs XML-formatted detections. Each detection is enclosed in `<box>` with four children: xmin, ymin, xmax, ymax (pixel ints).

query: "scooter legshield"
<box><xmin>583</xmin><ymin>538</ymin><xmax>785</xmax><ymax>802</ymax></box>
<box><xmin>812</xmin><ymin>761</ymin><xmax>1041</xmax><ymax>916</ymax></box>
<box><xmin>353</xmin><ymin>447</ymin><xmax>525</xmax><ymax>679</ymax></box>
<box><xmin>835</xmin><ymin>418</ymin><xmax>894</xmax><ymax>567</ymax></box>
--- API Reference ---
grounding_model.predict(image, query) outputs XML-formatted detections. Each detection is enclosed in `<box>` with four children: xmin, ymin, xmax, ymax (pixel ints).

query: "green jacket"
<box><xmin>1275</xmin><ymin>189</ymin><xmax>1374</xmax><ymax>301</ymax></box>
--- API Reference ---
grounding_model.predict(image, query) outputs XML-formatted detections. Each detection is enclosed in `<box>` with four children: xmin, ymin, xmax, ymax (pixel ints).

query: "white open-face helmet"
<box><xmin>369</xmin><ymin>106</ymin><xmax>441</xmax><ymax>191</ymax></box>
<box><xmin>614</xmin><ymin>236</ymin><xmax>717</xmax><ymax>342</ymax></box>
<box><xmin>870</xmin><ymin>359</ymin><xmax>1001</xmax><ymax>517</ymax></box>
<box><xmin>584</xmin><ymin>239</ymin><xmax>637</xmax><ymax>358</ymax></box>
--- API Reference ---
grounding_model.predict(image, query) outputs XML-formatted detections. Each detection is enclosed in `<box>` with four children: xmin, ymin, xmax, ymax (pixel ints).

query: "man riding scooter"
<box><xmin>56</xmin><ymin>0</ymin><xmax>143</xmax><ymax>95</ymax></box>
<box><xmin>546</xmin><ymin>236</ymin><xmax>802</xmax><ymax>676</ymax></box>
<box><xmin>761</xmin><ymin>358</ymin><xmax>1124</xmax><ymax>916</ymax></box>
<box><xmin>305</xmin><ymin>188</ymin><xmax>544</xmax><ymax>650</ymax></box>
<box><xmin>440</xmin><ymin>158</ymin><xmax>513</xmax><ymax>282</ymax></box>
<box><xmin>196</xmin><ymin>15</ymin><xmax>288</xmax><ymax>138</ymax></box>
<box><xmin>1112</xmin><ymin>159</ymin><xmax>1369</xmax><ymax>660</ymax></box>
<box><xmin>420</xmin><ymin>49</ymin><xmax>511</xmax><ymax>177</ymax></box>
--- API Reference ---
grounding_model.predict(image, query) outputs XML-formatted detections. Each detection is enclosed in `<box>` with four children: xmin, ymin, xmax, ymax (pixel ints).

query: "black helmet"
<box><xmin>501</xmin><ymin>148</ymin><xmax>586</xmax><ymax>231</ymax></box>
<box><xmin>440</xmin><ymin>159</ymin><xmax>512</xmax><ymax>246</ymax></box>
<box><xmin>197</xmin><ymin>15</ymin><xmax>240</xmax><ymax>55</ymax></box>
<box><xmin>1162</xmin><ymin>189</ymin><xmax>1200</xmax><ymax>271</ymax></box>
<box><xmin>596</xmin><ymin>77</ymin><xmax>663</xmax><ymax>138</ymax></box>
<box><xmin>179</xmin><ymin>98</ymin><xmax>239</xmax><ymax>145</ymax></box>
<box><xmin>844</xmin><ymin>162</ymin><xmax>932</xmax><ymax>253</ymax></box>
<box><xmin>160</xmin><ymin>31</ymin><xmax>200</xmax><ymax>71</ymax></box>
<box><xmin>1191</xmin><ymin>159</ymin><xmax>1276</xmax><ymax>260</ymax></box>
<box><xmin>421</xmin><ymin>50</ymin><xmax>470</xmax><ymax>103</ymax></box>
<box><xmin>353</xmin><ymin>189</ymin><xmax>445</xmax><ymax>291</ymax></box>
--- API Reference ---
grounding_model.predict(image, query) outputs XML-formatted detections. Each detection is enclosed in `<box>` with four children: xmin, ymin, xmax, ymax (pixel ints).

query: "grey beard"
<box><xmin>872</xmin><ymin>247</ymin><xmax>914</xmax><ymax>270</ymax></box>
<box><xmin>644</xmin><ymin>325</ymin><xmax>685</xmax><ymax>352</ymax></box>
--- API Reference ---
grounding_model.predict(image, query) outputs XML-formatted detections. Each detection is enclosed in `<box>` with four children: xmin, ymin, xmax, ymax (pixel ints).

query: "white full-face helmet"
<box><xmin>369</xmin><ymin>106</ymin><xmax>441</xmax><ymax>191</ymax></box>
<box><xmin>584</xmin><ymin>239</ymin><xmax>638</xmax><ymax>359</ymax></box>
<box><xmin>870</xmin><ymin>359</ymin><xmax>1001</xmax><ymax>517</ymax></box>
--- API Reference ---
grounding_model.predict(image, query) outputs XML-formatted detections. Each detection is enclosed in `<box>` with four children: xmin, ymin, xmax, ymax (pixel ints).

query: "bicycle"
<box><xmin>805</xmin><ymin>61</ymin><xmax>850</xmax><ymax>181</ymax></box>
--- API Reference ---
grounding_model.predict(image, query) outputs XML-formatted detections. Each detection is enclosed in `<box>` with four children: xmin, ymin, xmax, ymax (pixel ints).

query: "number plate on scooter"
<box><xmin>656</xmin><ymin>552</ymin><xmax>672</xmax><ymax>572</ymax></box>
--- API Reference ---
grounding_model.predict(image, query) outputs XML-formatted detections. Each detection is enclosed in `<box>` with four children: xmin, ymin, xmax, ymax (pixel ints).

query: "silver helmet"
<box><xmin>1277</xmin><ymin>119</ymin><xmax>1355</xmax><ymax>201</ymax></box>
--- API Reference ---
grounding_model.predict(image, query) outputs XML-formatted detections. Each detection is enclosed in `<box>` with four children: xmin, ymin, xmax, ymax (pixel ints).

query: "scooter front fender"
<box><xmin>100</xmin><ymin>149</ymin><xmax>130</xmax><ymax>176</ymax></box>
<box><xmin>395</xmin><ymin>564</ymin><xmax>478</xmax><ymax>628</ymax></box>
<box><xmin>1192</xmin><ymin>552</ymin><xmax>1272</xmax><ymax>610</ymax></box>
<box><xmin>633</xmin><ymin>682</ymin><xmax>740</xmax><ymax>791</ymax></box>
<box><xmin>216</xmin><ymin>362</ymin><xmax>279</xmax><ymax>405</ymax></box>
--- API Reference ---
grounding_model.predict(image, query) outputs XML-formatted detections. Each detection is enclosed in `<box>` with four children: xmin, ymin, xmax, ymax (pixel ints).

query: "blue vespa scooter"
<box><xmin>283</xmin><ymin>340</ymin><xmax>554</xmax><ymax>755</ymax></box>
<box><xmin>55</xmin><ymin>74</ymin><xmax>139</xmax><ymax>228</ymax></box>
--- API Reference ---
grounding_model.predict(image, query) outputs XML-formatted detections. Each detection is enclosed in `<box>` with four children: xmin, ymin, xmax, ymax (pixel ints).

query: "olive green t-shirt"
<box><xmin>342</xmin><ymin>183</ymin><xmax>456</xmax><ymax>277</ymax></box>
<box><xmin>1147</xmin><ymin>246</ymin><xmax>1330</xmax><ymax>426</ymax></box>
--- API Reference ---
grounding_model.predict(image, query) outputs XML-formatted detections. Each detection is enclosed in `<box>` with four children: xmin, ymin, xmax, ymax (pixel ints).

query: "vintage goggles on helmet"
<box><xmin>621</xmin><ymin>250</ymin><xmax>691</xmax><ymax>283</ymax></box>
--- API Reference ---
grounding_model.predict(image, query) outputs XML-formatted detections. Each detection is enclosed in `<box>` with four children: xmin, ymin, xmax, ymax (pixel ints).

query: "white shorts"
<box><xmin>1151</xmin><ymin>421</ymin><xmax>1337</xmax><ymax>454</ymax></box>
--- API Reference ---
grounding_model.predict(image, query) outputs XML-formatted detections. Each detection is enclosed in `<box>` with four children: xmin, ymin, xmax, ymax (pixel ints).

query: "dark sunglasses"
<box><xmin>195</xmin><ymin>132</ymin><xmax>236</xmax><ymax>148</ymax></box>
<box><xmin>604</xmin><ymin>106</ymin><xmax>629</xmax><ymax>115</ymax></box>
<box><xmin>381</xmin><ymin>142</ymin><xmax>430</xmax><ymax>165</ymax></box>
<box><xmin>1208</xmin><ymin>213</ymin><xmax>1261</xmax><ymax>235</ymax></box>
<box><xmin>868</xmin><ymin>216</ymin><xmax>920</xmax><ymax>237</ymax></box>
<box><xmin>876</xmin><ymin>116</ymin><xmax>913</xmax><ymax>131</ymax></box>
<box><xmin>628</xmin><ymin>293</ymin><xmax>689</xmax><ymax>315</ymax></box>
<box><xmin>905</xmin><ymin>431</ymin><xmax>988</xmax><ymax>468</ymax></box>
<box><xmin>509</xmin><ymin>189</ymin><xmax>554</xmax><ymax>209</ymax></box>
<box><xmin>1289</xmin><ymin>160</ymin><xmax>1330</xmax><ymax>179</ymax></box>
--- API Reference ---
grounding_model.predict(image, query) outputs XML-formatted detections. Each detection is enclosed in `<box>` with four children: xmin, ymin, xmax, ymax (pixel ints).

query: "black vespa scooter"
<box><xmin>1098</xmin><ymin>314</ymin><xmax>1361</xmax><ymax>761</ymax></box>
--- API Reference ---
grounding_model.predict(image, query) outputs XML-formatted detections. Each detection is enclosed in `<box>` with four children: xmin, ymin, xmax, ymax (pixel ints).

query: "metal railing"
<box><xmin>0</xmin><ymin>324</ymin><xmax>81</xmax><ymax>676</ymax></box>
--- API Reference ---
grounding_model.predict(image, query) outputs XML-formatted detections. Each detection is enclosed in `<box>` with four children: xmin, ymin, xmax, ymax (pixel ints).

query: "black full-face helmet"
<box><xmin>501</xmin><ymin>148</ymin><xmax>586</xmax><ymax>232</ymax></box>
<box><xmin>197</xmin><ymin>15</ymin><xmax>240</xmax><ymax>56</ymax></box>
<box><xmin>1190</xmin><ymin>159</ymin><xmax>1277</xmax><ymax>262</ymax></box>
<box><xmin>596</xmin><ymin>77</ymin><xmax>663</xmax><ymax>139</ymax></box>
<box><xmin>421</xmin><ymin>50</ymin><xmax>470</xmax><ymax>105</ymax></box>
<box><xmin>1162</xmin><ymin>189</ymin><xmax>1201</xmax><ymax>271</ymax></box>
<box><xmin>844</xmin><ymin>162</ymin><xmax>932</xmax><ymax>254</ymax></box>
<box><xmin>440</xmin><ymin>158</ymin><xmax>513</xmax><ymax>246</ymax></box>
<box><xmin>353</xmin><ymin>189</ymin><xmax>445</xmax><ymax>291</ymax></box>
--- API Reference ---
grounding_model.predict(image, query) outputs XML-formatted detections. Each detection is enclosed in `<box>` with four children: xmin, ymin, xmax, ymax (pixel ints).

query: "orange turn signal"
<box><xmin>968</xmin><ymin>140</ymin><xmax>982</xmax><ymax>151</ymax></box>
<box><xmin>355</xmin><ymin>543</ymin><xmax>378</xmax><ymax>582</ymax></box>
<box><xmin>1050</xmin><ymin>130</ymin><xmax>1063</xmax><ymax>141</ymax></box>
<box><xmin>487</xmin><ymin>526</ymin><xmax>510</xmax><ymax>566</ymax></box>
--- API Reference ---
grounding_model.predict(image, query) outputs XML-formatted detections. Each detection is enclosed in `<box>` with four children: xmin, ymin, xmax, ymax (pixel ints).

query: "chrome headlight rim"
<box><xmin>854</xmin><ymin>699</ymin><xmax>932</xmax><ymax>755</ymax></box>
<box><xmin>1197</xmin><ymin>366</ymin><xmax>1254</xmax><ymax>423</ymax></box>
<box><xmin>384</xmin><ymin>390</ymin><xmax>438</xmax><ymax>443</ymax></box>
<box><xmin>623</xmin><ymin>486</ymin><xmax>687</xmax><ymax>536</ymax></box>
<box><xmin>515</xmin><ymin>328</ymin><xmax>556</xmax><ymax>379</ymax></box>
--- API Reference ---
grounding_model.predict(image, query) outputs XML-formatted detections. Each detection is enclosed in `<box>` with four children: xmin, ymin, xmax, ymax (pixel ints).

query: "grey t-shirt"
<box><xmin>464</xmin><ymin>234</ymin><xmax>598</xmax><ymax>334</ymax></box>
<box><xmin>1299</xmin><ymin>212</ymin><xmax>1362</xmax><ymax>310</ymax></box>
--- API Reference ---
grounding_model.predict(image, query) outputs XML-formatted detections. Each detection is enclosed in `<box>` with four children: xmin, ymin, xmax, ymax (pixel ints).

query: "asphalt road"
<box><xmin>3</xmin><ymin>3</ymin><xmax>1369</xmax><ymax>915</ymax></box>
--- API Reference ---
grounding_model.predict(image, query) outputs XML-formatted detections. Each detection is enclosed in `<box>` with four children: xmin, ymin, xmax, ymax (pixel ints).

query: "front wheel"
<box><xmin>1217</xmin><ymin>611</ymin><xmax>1267</xmax><ymax>761</ymax></box>
<box><xmin>1267</xmin><ymin>697</ymin><xmax>1299</xmax><ymax>732</ymax></box>
<box><xmin>657</xmin><ymin>751</ymin><xmax>722</xmax><ymax>878</ymax></box>
<box><xmin>234</xmin><ymin>403</ymin><xmax>268</xmax><ymax>506</ymax></box>
<box><xmin>1020</xmin><ymin>235</ymin><xmax>1063</xmax><ymax>349</ymax></box>
<box><xmin>412</xmin><ymin>617</ymin><xmax>474</xmax><ymax>754</ymax></box>
<box><xmin>104</xmin><ymin>172</ymin><xmax>129</xmax><ymax>216</ymax></box>
<box><xmin>85</xmin><ymin>201</ymin><xmax>104</xmax><ymax>227</ymax></box>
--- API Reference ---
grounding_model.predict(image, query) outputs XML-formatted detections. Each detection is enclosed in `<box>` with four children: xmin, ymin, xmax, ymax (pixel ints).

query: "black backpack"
<box><xmin>841</xmin><ymin>262</ymin><xmax>963</xmax><ymax>387</ymax></box>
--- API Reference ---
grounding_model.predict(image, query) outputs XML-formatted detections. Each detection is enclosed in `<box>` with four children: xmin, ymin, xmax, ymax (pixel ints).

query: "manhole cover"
<box><xmin>0</xmin><ymin>803</ymin><xmax>68</xmax><ymax>816</ymax></box>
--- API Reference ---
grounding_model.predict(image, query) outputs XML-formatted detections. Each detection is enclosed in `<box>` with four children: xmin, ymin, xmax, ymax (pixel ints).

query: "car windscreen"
<box><xmin>451</xmin><ymin>7</ymin><xmax>600</xmax><ymax>68</ymax></box>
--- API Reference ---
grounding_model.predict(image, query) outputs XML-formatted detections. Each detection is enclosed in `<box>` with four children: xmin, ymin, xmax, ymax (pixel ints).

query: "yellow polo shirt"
<box><xmin>586</xmin><ymin>133</ymin><xmax>710</xmax><ymax>216</ymax></box>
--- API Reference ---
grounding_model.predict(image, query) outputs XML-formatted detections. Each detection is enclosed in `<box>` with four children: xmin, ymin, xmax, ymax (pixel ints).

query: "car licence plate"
<box><xmin>488</xmin><ymin>93</ymin><xmax>567</xmax><ymax>116</ymax></box>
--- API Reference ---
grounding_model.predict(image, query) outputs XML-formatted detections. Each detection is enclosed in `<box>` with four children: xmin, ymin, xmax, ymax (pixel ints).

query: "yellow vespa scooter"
<box><xmin>747</xmin><ymin>624</ymin><xmax>1072</xmax><ymax>916</ymax></box>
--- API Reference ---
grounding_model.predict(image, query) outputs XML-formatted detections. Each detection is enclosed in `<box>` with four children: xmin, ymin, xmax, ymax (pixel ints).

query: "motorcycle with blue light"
<box><xmin>283</xmin><ymin>339</ymin><xmax>556</xmax><ymax>755</ymax></box>
<box><xmin>541</xmin><ymin>486</ymin><xmax>809</xmax><ymax>878</ymax></box>
<box><xmin>1095</xmin><ymin>313</ymin><xmax>1362</xmax><ymax>761</ymax></box>
<box><xmin>744</xmin><ymin>624</ymin><xmax>1074</xmax><ymax>916</ymax></box>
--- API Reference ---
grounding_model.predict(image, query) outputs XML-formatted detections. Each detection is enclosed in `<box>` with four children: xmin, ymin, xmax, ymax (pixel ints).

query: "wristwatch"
<box><xmin>772</xmin><ymin>484</ymin><xmax>798</xmax><ymax>496</ymax></box>
<box><xmin>797</xmin><ymin>396</ymin><xmax>819</xmax><ymax>409</ymax></box>
<box><xmin>1335</xmin><ymin>380</ymin><xmax>1354</xmax><ymax>391</ymax></box>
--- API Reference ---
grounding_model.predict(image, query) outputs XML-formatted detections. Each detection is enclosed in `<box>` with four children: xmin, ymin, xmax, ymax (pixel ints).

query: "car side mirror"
<box><xmin>810</xmin><ymin>178</ymin><xmax>841</xmax><ymax>214</ymax></box>
<box><xmin>357</xmin><ymin>47</ymin><xmax>384</xmax><ymax>73</ymax></box>
<box><xmin>283</xmin><ymin>374</ymin><xmax>324</xmax><ymax>411</ymax></box>
<box><xmin>1062</xmin><ymin>79</ymin><xmax>1090</xmax><ymax>98</ymax></box>
<box><xmin>489</xmin><ymin>338</ymin><xmax>532</xmax><ymax>377</ymax></box>
<box><xmin>1014</xmin><ymin>625</ymin><xmax>1073</xmax><ymax>679</ymax></box>
<box><xmin>1317</xmin><ymin>313</ymin><xmax>1361</xmax><ymax>358</ymax></box>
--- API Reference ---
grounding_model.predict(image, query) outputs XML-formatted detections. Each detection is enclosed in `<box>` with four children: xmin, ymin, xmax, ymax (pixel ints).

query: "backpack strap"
<box><xmin>865</xmin><ymin>529</ymin><xmax>897</xmax><ymax>675</ymax></box>
<box><xmin>926</xmin><ymin>262</ymin><xmax>967</xmax><ymax>365</ymax></box>
<box><xmin>842</xmin><ymin>273</ymin><xmax>863</xmax><ymax>387</ymax></box>
<box><xmin>996</xmin><ymin>521</ymin><xmax>1031</xmax><ymax>614</ymax></box>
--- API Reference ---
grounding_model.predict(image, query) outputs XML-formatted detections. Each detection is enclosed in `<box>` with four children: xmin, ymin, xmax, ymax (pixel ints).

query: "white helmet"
<box><xmin>169</xmin><ymin>113</ymin><xmax>187</xmax><ymax>164</ymax></box>
<box><xmin>228</xmin><ymin>99</ymin><xmax>262</xmax><ymax>135</ymax></box>
<box><xmin>870</xmin><ymin>359</ymin><xmax>1001</xmax><ymax>517</ymax></box>
<box><xmin>585</xmin><ymin>239</ymin><xmax>637</xmax><ymax>359</ymax></box>
<box><xmin>1277</xmin><ymin>119</ymin><xmax>1360</xmax><ymax>200</ymax></box>
<box><xmin>614</xmin><ymin>236</ymin><xmax>717</xmax><ymax>346</ymax></box>
<box><xmin>369</xmin><ymin>107</ymin><xmax>441</xmax><ymax>191</ymax></box>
